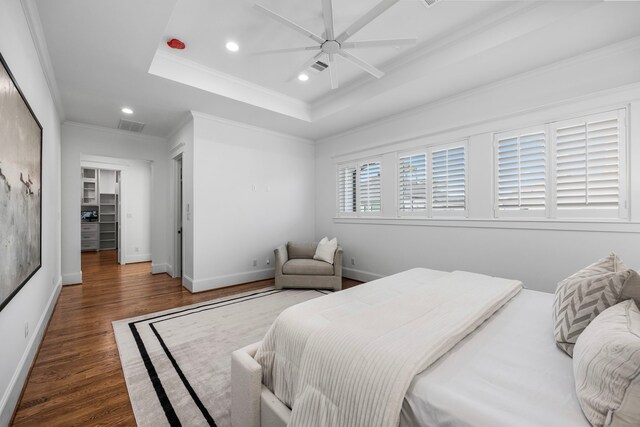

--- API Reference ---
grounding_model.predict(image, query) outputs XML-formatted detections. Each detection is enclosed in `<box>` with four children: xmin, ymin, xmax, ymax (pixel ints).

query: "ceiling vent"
<box><xmin>423</xmin><ymin>0</ymin><xmax>439</xmax><ymax>7</ymax></box>
<box><xmin>118</xmin><ymin>119</ymin><xmax>145</xmax><ymax>133</ymax></box>
<box><xmin>310</xmin><ymin>61</ymin><xmax>328</xmax><ymax>73</ymax></box>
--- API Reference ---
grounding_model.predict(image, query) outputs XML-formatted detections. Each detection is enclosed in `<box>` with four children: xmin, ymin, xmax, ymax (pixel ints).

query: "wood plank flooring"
<box><xmin>11</xmin><ymin>250</ymin><xmax>360</xmax><ymax>426</ymax></box>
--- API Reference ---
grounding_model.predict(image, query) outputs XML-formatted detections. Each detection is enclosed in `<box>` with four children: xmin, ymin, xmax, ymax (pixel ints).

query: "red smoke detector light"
<box><xmin>167</xmin><ymin>38</ymin><xmax>186</xmax><ymax>50</ymax></box>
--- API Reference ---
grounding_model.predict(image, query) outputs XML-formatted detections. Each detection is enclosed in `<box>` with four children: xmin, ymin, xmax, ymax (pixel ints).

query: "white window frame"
<box><xmin>493</xmin><ymin>125</ymin><xmax>549</xmax><ymax>218</ymax></box>
<box><xmin>357</xmin><ymin>158</ymin><xmax>383</xmax><ymax>216</ymax></box>
<box><xmin>550</xmin><ymin>108</ymin><xmax>628</xmax><ymax>220</ymax></box>
<box><xmin>336</xmin><ymin>163</ymin><xmax>357</xmax><ymax>217</ymax></box>
<box><xmin>336</xmin><ymin>158</ymin><xmax>383</xmax><ymax>217</ymax></box>
<box><xmin>492</xmin><ymin>108</ymin><xmax>628</xmax><ymax>221</ymax></box>
<box><xmin>429</xmin><ymin>141</ymin><xmax>468</xmax><ymax>218</ymax></box>
<box><xmin>397</xmin><ymin>150</ymin><xmax>428</xmax><ymax>217</ymax></box>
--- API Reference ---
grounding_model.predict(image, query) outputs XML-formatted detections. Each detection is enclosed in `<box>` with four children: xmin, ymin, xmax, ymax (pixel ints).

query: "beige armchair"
<box><xmin>274</xmin><ymin>242</ymin><xmax>343</xmax><ymax>291</ymax></box>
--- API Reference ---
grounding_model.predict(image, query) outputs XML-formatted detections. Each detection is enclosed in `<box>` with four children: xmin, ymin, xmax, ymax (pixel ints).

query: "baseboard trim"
<box><xmin>62</xmin><ymin>271</ymin><xmax>82</xmax><ymax>285</ymax></box>
<box><xmin>0</xmin><ymin>276</ymin><xmax>62</xmax><ymax>426</ymax></box>
<box><xmin>182</xmin><ymin>274</ymin><xmax>194</xmax><ymax>292</ymax></box>
<box><xmin>342</xmin><ymin>267</ymin><xmax>384</xmax><ymax>283</ymax></box>
<box><xmin>124</xmin><ymin>253</ymin><xmax>152</xmax><ymax>264</ymax></box>
<box><xmin>151</xmin><ymin>263</ymin><xmax>169</xmax><ymax>274</ymax></box>
<box><xmin>190</xmin><ymin>269</ymin><xmax>275</xmax><ymax>293</ymax></box>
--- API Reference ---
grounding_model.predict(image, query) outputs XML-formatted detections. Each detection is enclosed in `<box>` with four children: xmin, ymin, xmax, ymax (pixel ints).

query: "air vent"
<box><xmin>118</xmin><ymin>119</ymin><xmax>145</xmax><ymax>133</ymax></box>
<box><xmin>310</xmin><ymin>61</ymin><xmax>328</xmax><ymax>73</ymax></box>
<box><xmin>423</xmin><ymin>0</ymin><xmax>439</xmax><ymax>7</ymax></box>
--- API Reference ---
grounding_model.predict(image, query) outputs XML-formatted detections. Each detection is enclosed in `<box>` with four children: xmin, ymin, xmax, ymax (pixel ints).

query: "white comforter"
<box><xmin>255</xmin><ymin>268</ymin><xmax>522</xmax><ymax>427</ymax></box>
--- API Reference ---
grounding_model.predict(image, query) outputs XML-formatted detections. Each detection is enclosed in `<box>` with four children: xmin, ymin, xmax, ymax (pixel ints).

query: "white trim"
<box><xmin>342</xmin><ymin>268</ymin><xmax>385</xmax><ymax>283</ymax></box>
<box><xmin>0</xmin><ymin>277</ymin><xmax>61</xmax><ymax>426</ymax></box>
<box><xmin>188</xmin><ymin>269</ymin><xmax>275</xmax><ymax>293</ymax></box>
<box><xmin>19</xmin><ymin>0</ymin><xmax>65</xmax><ymax>120</ymax></box>
<box><xmin>62</xmin><ymin>271</ymin><xmax>82</xmax><ymax>285</ymax></box>
<box><xmin>150</xmin><ymin>52</ymin><xmax>311</xmax><ymax>122</ymax></box>
<box><xmin>182</xmin><ymin>274</ymin><xmax>194</xmax><ymax>292</ymax></box>
<box><xmin>333</xmin><ymin>217</ymin><xmax>640</xmax><ymax>234</ymax></box>
<box><xmin>124</xmin><ymin>253</ymin><xmax>152</xmax><ymax>264</ymax></box>
<box><xmin>318</xmin><ymin>37</ymin><xmax>640</xmax><ymax>145</ymax></box>
<box><xmin>189</xmin><ymin>111</ymin><xmax>314</xmax><ymax>145</ymax></box>
<box><xmin>151</xmin><ymin>263</ymin><xmax>170</xmax><ymax>274</ymax></box>
<box><xmin>62</xmin><ymin>121</ymin><xmax>167</xmax><ymax>144</ymax></box>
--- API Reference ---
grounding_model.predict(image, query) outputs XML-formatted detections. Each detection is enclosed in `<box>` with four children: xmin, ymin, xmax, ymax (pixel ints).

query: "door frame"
<box><xmin>171</xmin><ymin>154</ymin><xmax>184</xmax><ymax>278</ymax></box>
<box><xmin>79</xmin><ymin>159</ymin><xmax>127</xmax><ymax>266</ymax></box>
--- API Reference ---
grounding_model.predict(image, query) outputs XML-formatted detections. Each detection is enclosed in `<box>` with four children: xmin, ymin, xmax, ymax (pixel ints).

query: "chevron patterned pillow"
<box><xmin>553</xmin><ymin>253</ymin><xmax>634</xmax><ymax>356</ymax></box>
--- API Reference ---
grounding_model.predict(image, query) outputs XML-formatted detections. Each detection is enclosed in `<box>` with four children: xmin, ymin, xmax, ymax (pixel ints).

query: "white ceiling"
<box><xmin>34</xmin><ymin>0</ymin><xmax>640</xmax><ymax>140</ymax></box>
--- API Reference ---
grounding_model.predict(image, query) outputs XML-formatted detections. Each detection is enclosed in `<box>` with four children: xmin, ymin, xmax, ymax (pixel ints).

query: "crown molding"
<box><xmin>190</xmin><ymin>110</ymin><xmax>314</xmax><ymax>145</ymax></box>
<box><xmin>62</xmin><ymin>121</ymin><xmax>168</xmax><ymax>144</ymax></box>
<box><xmin>150</xmin><ymin>51</ymin><xmax>311</xmax><ymax>122</ymax></box>
<box><xmin>20</xmin><ymin>0</ymin><xmax>65</xmax><ymax>121</ymax></box>
<box><xmin>317</xmin><ymin>36</ymin><xmax>640</xmax><ymax>145</ymax></box>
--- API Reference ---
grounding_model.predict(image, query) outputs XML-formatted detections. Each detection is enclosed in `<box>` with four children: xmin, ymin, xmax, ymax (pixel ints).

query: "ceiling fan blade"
<box><xmin>341</xmin><ymin>38</ymin><xmax>417</xmax><ymax>49</ymax></box>
<box><xmin>338</xmin><ymin>50</ymin><xmax>384</xmax><ymax>79</ymax></box>
<box><xmin>328</xmin><ymin>53</ymin><xmax>338</xmax><ymax>89</ymax></box>
<box><xmin>335</xmin><ymin>0</ymin><xmax>401</xmax><ymax>44</ymax></box>
<box><xmin>254</xmin><ymin>4</ymin><xmax>325</xmax><ymax>45</ymax></box>
<box><xmin>253</xmin><ymin>46</ymin><xmax>321</xmax><ymax>56</ymax></box>
<box><xmin>288</xmin><ymin>51</ymin><xmax>326</xmax><ymax>82</ymax></box>
<box><xmin>322</xmin><ymin>0</ymin><xmax>335</xmax><ymax>41</ymax></box>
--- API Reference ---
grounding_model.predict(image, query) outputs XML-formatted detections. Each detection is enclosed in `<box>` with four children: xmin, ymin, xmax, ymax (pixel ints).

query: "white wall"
<box><xmin>0</xmin><ymin>0</ymin><xmax>62</xmax><ymax>424</ymax></box>
<box><xmin>81</xmin><ymin>156</ymin><xmax>152</xmax><ymax>264</ymax></box>
<box><xmin>178</xmin><ymin>113</ymin><xmax>315</xmax><ymax>292</ymax></box>
<box><xmin>61</xmin><ymin>123</ymin><xmax>168</xmax><ymax>283</ymax></box>
<box><xmin>315</xmin><ymin>40</ymin><xmax>640</xmax><ymax>293</ymax></box>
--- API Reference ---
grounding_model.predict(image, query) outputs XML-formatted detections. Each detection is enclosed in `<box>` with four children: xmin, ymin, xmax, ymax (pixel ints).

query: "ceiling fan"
<box><xmin>253</xmin><ymin>0</ymin><xmax>422</xmax><ymax>89</ymax></box>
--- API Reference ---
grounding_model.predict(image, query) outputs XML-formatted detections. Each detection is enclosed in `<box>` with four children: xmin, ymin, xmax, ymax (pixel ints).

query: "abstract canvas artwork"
<box><xmin>0</xmin><ymin>52</ymin><xmax>43</xmax><ymax>312</ymax></box>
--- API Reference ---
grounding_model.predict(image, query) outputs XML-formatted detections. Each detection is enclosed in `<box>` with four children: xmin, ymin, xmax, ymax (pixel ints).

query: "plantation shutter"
<box><xmin>337</xmin><ymin>165</ymin><xmax>356</xmax><ymax>213</ymax></box>
<box><xmin>432</xmin><ymin>145</ymin><xmax>465</xmax><ymax>210</ymax></box>
<box><xmin>496</xmin><ymin>129</ymin><xmax>546</xmax><ymax>212</ymax></box>
<box><xmin>359</xmin><ymin>161</ymin><xmax>381</xmax><ymax>213</ymax></box>
<box><xmin>555</xmin><ymin>111</ymin><xmax>621</xmax><ymax>212</ymax></box>
<box><xmin>399</xmin><ymin>153</ymin><xmax>427</xmax><ymax>213</ymax></box>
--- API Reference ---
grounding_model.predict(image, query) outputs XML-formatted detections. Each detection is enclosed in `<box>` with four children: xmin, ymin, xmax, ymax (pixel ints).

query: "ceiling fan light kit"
<box><xmin>253</xmin><ymin>0</ymin><xmax>422</xmax><ymax>90</ymax></box>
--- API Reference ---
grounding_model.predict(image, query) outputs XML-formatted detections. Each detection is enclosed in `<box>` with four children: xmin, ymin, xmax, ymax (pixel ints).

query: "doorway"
<box><xmin>80</xmin><ymin>166</ymin><xmax>121</xmax><ymax>264</ymax></box>
<box><xmin>174</xmin><ymin>155</ymin><xmax>183</xmax><ymax>278</ymax></box>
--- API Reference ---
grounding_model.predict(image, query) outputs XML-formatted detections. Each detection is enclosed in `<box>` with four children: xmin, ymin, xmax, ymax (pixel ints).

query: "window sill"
<box><xmin>332</xmin><ymin>216</ymin><xmax>640</xmax><ymax>233</ymax></box>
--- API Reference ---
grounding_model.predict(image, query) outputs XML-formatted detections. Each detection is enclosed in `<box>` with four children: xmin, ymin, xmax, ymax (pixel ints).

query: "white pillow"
<box><xmin>313</xmin><ymin>237</ymin><xmax>338</xmax><ymax>264</ymax></box>
<box><xmin>573</xmin><ymin>299</ymin><xmax>640</xmax><ymax>427</ymax></box>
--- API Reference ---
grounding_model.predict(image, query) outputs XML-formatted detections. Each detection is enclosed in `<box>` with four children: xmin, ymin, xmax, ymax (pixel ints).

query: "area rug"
<box><xmin>112</xmin><ymin>288</ymin><xmax>329</xmax><ymax>427</ymax></box>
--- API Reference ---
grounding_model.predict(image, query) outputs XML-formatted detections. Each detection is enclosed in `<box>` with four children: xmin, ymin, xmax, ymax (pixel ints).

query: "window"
<box><xmin>359</xmin><ymin>161</ymin><xmax>381</xmax><ymax>213</ymax></box>
<box><xmin>495</xmin><ymin>127</ymin><xmax>546</xmax><ymax>216</ymax></box>
<box><xmin>432</xmin><ymin>145</ymin><xmax>466</xmax><ymax>212</ymax></box>
<box><xmin>494</xmin><ymin>108</ymin><xmax>627</xmax><ymax>220</ymax></box>
<box><xmin>398</xmin><ymin>153</ymin><xmax>427</xmax><ymax>213</ymax></box>
<box><xmin>554</xmin><ymin>110</ymin><xmax>626</xmax><ymax>218</ymax></box>
<box><xmin>337</xmin><ymin>165</ymin><xmax>356</xmax><ymax>213</ymax></box>
<box><xmin>336</xmin><ymin>160</ymin><xmax>382</xmax><ymax>216</ymax></box>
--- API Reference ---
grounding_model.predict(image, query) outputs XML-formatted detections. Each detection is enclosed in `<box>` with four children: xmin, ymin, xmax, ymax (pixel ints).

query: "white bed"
<box><xmin>231</xmin><ymin>270</ymin><xmax>590</xmax><ymax>427</ymax></box>
<box><xmin>401</xmin><ymin>289</ymin><xmax>589</xmax><ymax>427</ymax></box>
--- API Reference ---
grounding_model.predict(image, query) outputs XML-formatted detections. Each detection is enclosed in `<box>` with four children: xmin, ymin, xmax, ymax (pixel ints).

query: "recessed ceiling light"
<box><xmin>298</xmin><ymin>73</ymin><xmax>309</xmax><ymax>82</ymax></box>
<box><xmin>121</xmin><ymin>107</ymin><xmax>134</xmax><ymax>115</ymax></box>
<box><xmin>226</xmin><ymin>41</ymin><xmax>239</xmax><ymax>52</ymax></box>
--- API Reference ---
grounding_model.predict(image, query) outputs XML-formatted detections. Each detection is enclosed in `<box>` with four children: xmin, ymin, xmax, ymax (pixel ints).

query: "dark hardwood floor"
<box><xmin>11</xmin><ymin>250</ymin><xmax>360</xmax><ymax>426</ymax></box>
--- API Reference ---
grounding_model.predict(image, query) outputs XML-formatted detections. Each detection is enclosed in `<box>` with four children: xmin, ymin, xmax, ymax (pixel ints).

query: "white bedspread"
<box><xmin>400</xmin><ymin>289</ymin><xmax>590</xmax><ymax>427</ymax></box>
<box><xmin>255</xmin><ymin>268</ymin><xmax>522</xmax><ymax>427</ymax></box>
